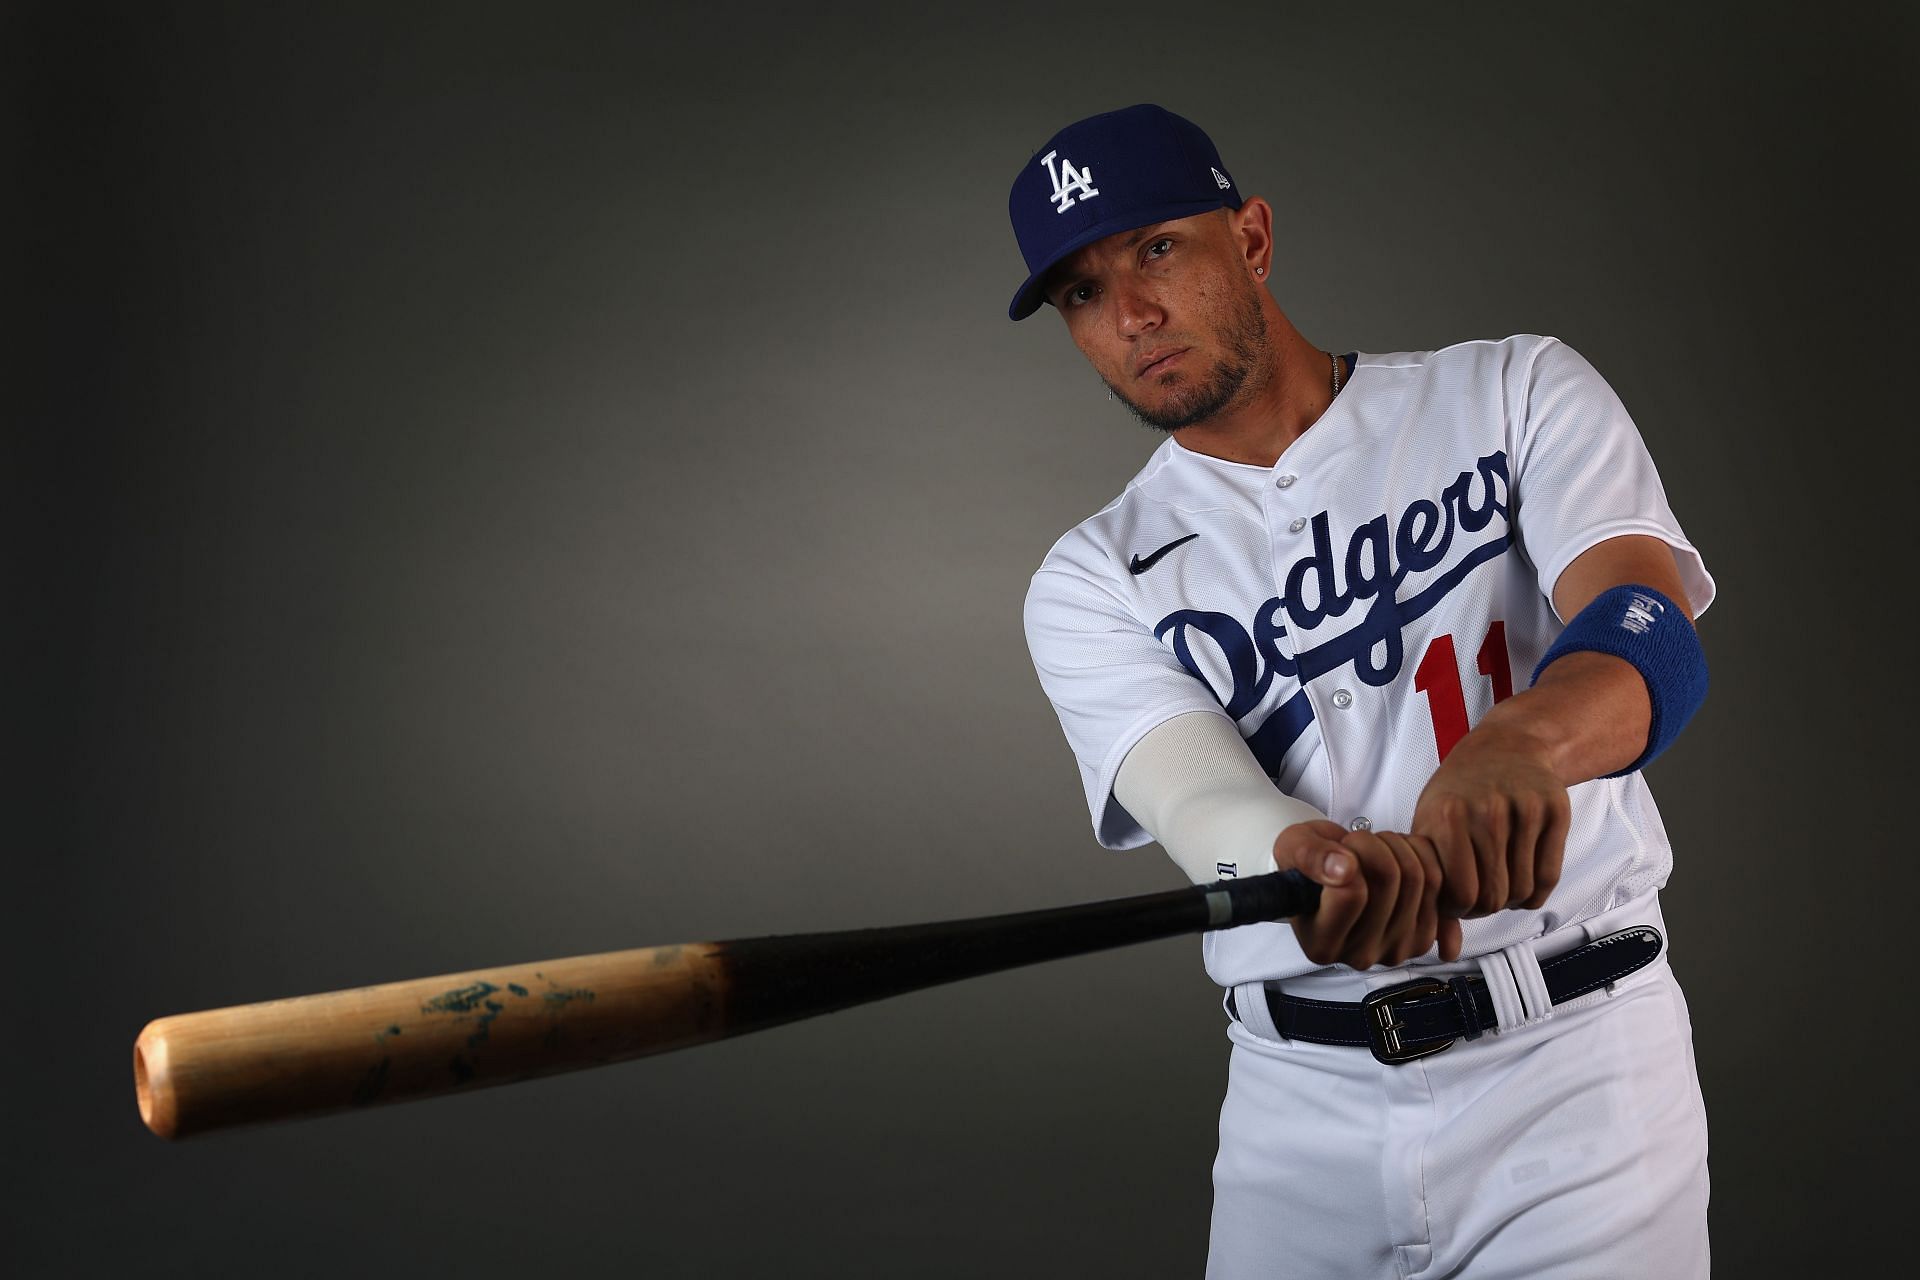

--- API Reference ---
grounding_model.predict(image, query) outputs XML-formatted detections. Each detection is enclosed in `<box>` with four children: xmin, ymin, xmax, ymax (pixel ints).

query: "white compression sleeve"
<box><xmin>1112</xmin><ymin>711</ymin><xmax>1330</xmax><ymax>886</ymax></box>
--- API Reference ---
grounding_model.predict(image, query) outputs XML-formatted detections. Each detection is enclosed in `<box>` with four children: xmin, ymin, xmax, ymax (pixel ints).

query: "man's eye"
<box><xmin>1147</xmin><ymin>238</ymin><xmax>1174</xmax><ymax>258</ymax></box>
<box><xmin>1066</xmin><ymin>283</ymin><xmax>1097</xmax><ymax>306</ymax></box>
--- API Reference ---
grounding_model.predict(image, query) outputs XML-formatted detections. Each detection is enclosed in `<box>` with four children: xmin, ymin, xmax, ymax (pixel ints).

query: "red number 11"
<box><xmin>1412</xmin><ymin>621</ymin><xmax>1512</xmax><ymax>761</ymax></box>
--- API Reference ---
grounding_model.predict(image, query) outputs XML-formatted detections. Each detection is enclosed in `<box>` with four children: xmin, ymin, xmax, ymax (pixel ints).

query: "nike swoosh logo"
<box><xmin>1129</xmin><ymin>533</ymin><xmax>1200</xmax><ymax>575</ymax></box>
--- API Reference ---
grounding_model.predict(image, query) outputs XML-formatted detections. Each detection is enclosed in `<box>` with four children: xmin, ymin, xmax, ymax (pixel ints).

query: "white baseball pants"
<box><xmin>1206</xmin><ymin>897</ymin><xmax>1710</xmax><ymax>1279</ymax></box>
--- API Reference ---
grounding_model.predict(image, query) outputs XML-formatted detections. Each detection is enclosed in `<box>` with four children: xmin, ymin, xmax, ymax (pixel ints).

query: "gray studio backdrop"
<box><xmin>18</xmin><ymin>2</ymin><xmax>1914</xmax><ymax>1276</ymax></box>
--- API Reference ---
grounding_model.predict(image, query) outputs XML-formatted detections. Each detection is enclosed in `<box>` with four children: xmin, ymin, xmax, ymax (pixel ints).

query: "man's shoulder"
<box><xmin>1029</xmin><ymin>458</ymin><xmax>1165</xmax><ymax>587</ymax></box>
<box><xmin>1355</xmin><ymin>335</ymin><xmax>1573</xmax><ymax>431</ymax></box>
<box><xmin>1361</xmin><ymin>333</ymin><xmax>1560</xmax><ymax>376</ymax></box>
<box><xmin>1029</xmin><ymin>437</ymin><xmax>1266</xmax><ymax>584</ymax></box>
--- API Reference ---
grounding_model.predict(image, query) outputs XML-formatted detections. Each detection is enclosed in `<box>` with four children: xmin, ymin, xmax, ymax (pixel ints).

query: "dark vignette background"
<box><xmin>12</xmin><ymin>2</ymin><xmax>1916</xmax><ymax>1275</ymax></box>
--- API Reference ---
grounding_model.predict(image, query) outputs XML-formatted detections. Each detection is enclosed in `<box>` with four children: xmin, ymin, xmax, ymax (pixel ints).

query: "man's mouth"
<box><xmin>1135</xmin><ymin>347</ymin><xmax>1190</xmax><ymax>379</ymax></box>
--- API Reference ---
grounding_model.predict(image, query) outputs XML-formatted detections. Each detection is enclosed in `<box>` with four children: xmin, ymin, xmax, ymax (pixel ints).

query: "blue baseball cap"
<box><xmin>1006</xmin><ymin>103</ymin><xmax>1243</xmax><ymax>321</ymax></box>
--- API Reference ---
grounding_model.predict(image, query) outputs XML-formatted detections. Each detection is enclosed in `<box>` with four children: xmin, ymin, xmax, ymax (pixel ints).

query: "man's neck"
<box><xmin>1170</xmin><ymin>339</ymin><xmax>1341</xmax><ymax>469</ymax></box>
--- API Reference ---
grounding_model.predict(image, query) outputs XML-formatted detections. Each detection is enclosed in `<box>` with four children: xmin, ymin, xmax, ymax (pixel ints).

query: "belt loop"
<box><xmin>1476</xmin><ymin>939</ymin><xmax>1555</xmax><ymax>1033</ymax></box>
<box><xmin>1232</xmin><ymin>980</ymin><xmax>1285</xmax><ymax>1042</ymax></box>
<box><xmin>1508</xmin><ymin>940</ymin><xmax>1554</xmax><ymax>1024</ymax></box>
<box><xmin>1474</xmin><ymin>949</ymin><xmax>1523</xmax><ymax>1031</ymax></box>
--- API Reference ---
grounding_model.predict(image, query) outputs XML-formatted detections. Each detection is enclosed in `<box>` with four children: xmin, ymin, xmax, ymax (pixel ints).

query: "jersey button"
<box><xmin>1276</xmin><ymin>473</ymin><xmax>1297</xmax><ymax>488</ymax></box>
<box><xmin>1287</xmin><ymin>517</ymin><xmax>1307</xmax><ymax>533</ymax></box>
<box><xmin>1331</xmin><ymin>688</ymin><xmax>1354</xmax><ymax>708</ymax></box>
<box><xmin>1349</xmin><ymin>816</ymin><xmax>1372</xmax><ymax>831</ymax></box>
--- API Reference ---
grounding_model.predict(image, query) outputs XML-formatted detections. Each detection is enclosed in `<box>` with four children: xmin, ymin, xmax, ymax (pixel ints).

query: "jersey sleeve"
<box><xmin>1509</xmin><ymin>336</ymin><xmax>1716</xmax><ymax>620</ymax></box>
<box><xmin>1024</xmin><ymin>562</ymin><xmax>1233</xmax><ymax>849</ymax></box>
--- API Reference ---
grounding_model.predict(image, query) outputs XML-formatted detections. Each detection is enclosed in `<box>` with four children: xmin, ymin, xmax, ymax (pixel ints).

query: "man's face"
<box><xmin>1043</xmin><ymin>208</ymin><xmax>1270</xmax><ymax>432</ymax></box>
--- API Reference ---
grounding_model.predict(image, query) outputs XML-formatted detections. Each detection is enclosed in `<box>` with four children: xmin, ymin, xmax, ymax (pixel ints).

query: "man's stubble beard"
<box><xmin>1105</xmin><ymin>281</ymin><xmax>1273</xmax><ymax>433</ymax></box>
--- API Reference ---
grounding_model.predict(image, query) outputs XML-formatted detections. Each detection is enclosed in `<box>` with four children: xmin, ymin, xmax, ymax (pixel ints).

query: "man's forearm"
<box><xmin>1470</xmin><ymin>649</ymin><xmax>1653</xmax><ymax>786</ymax></box>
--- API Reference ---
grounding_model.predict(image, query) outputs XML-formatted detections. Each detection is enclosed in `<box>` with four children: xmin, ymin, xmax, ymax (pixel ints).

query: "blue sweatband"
<box><xmin>1530</xmin><ymin>584</ymin><xmax>1707</xmax><ymax>777</ymax></box>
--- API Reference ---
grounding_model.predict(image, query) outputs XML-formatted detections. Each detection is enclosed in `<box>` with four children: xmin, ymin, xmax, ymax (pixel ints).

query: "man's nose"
<box><xmin>1111</xmin><ymin>281</ymin><xmax>1163</xmax><ymax>337</ymax></box>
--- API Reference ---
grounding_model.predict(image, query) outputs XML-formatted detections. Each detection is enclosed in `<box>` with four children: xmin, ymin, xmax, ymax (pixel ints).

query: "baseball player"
<box><xmin>1008</xmin><ymin>105</ymin><xmax>1712</xmax><ymax>1278</ymax></box>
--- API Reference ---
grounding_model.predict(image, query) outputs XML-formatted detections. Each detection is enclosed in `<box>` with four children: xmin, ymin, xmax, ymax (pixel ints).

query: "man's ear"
<box><xmin>1228</xmin><ymin>198</ymin><xmax>1274</xmax><ymax>276</ymax></box>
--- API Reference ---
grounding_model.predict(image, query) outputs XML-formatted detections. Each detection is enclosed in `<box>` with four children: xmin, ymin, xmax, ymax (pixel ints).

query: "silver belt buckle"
<box><xmin>1361</xmin><ymin>977</ymin><xmax>1455</xmax><ymax>1065</ymax></box>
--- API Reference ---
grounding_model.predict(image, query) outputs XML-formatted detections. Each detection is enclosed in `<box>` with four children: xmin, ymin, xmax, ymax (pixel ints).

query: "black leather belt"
<box><xmin>1227</xmin><ymin>926</ymin><xmax>1664</xmax><ymax>1065</ymax></box>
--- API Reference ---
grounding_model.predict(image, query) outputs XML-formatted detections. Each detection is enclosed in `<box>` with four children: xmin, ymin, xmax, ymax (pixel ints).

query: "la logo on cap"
<box><xmin>1041</xmin><ymin>149</ymin><xmax>1099</xmax><ymax>213</ymax></box>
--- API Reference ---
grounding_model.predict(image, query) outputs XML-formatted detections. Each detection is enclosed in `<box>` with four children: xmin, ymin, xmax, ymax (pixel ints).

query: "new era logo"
<box><xmin>1211</xmin><ymin>166</ymin><xmax>1230</xmax><ymax>190</ymax></box>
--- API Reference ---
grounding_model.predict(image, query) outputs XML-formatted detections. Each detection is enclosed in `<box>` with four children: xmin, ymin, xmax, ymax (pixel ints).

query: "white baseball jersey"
<box><xmin>1024</xmin><ymin>334</ymin><xmax>1714</xmax><ymax>988</ymax></box>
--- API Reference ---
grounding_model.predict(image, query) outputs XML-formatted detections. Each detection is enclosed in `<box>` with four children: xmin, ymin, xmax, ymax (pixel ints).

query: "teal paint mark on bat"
<box><xmin>507</xmin><ymin>983</ymin><xmax>529</xmax><ymax>997</ymax></box>
<box><xmin>421</xmin><ymin>981</ymin><xmax>500</xmax><ymax>1015</ymax></box>
<box><xmin>466</xmin><ymin>1000</ymin><xmax>510</xmax><ymax>1050</ymax></box>
<box><xmin>543</xmin><ymin>988</ymin><xmax>595</xmax><ymax>1008</ymax></box>
<box><xmin>373</xmin><ymin>1024</ymin><xmax>404</xmax><ymax>1045</ymax></box>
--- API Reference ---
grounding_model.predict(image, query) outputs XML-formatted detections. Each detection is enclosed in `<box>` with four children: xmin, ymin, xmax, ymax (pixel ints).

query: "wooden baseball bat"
<box><xmin>134</xmin><ymin>870</ymin><xmax>1320</xmax><ymax>1140</ymax></box>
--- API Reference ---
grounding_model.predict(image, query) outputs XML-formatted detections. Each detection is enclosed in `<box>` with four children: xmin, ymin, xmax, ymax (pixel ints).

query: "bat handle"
<box><xmin>1211</xmin><ymin>868</ymin><xmax>1323</xmax><ymax>926</ymax></box>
